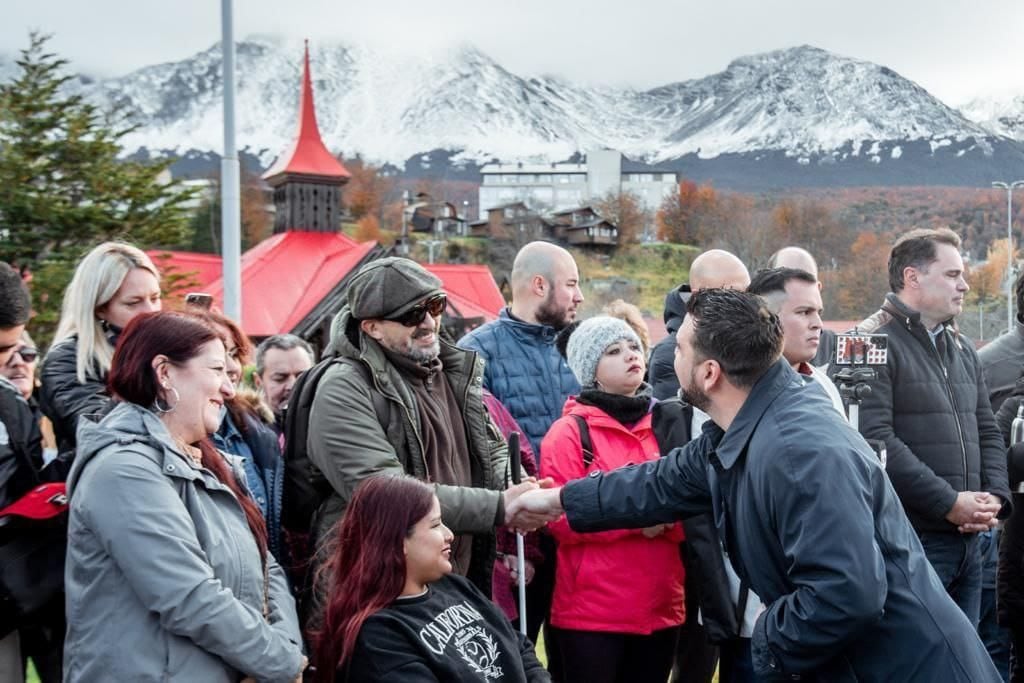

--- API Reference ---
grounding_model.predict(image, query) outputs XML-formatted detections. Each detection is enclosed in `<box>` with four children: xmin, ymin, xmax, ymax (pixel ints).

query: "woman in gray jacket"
<box><xmin>63</xmin><ymin>311</ymin><xmax>305</xmax><ymax>682</ymax></box>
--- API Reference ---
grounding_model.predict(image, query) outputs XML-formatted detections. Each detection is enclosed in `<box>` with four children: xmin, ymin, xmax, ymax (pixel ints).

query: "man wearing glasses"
<box><xmin>307</xmin><ymin>257</ymin><xmax>555</xmax><ymax>595</ymax></box>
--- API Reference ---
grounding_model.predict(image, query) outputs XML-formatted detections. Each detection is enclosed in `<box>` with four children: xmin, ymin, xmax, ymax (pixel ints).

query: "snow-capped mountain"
<box><xmin>6</xmin><ymin>37</ymin><xmax>1023</xmax><ymax>188</ymax></box>
<box><xmin>960</xmin><ymin>95</ymin><xmax>1024</xmax><ymax>142</ymax></box>
<box><xmin>62</xmin><ymin>38</ymin><xmax>999</xmax><ymax>165</ymax></box>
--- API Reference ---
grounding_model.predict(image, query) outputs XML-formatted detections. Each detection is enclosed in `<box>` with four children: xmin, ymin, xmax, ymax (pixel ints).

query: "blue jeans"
<box><xmin>919</xmin><ymin>531</ymin><xmax>982</xmax><ymax>627</ymax></box>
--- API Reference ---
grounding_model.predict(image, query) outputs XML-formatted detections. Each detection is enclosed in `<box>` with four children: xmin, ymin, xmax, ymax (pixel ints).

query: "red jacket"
<box><xmin>540</xmin><ymin>397</ymin><xmax>685</xmax><ymax>634</ymax></box>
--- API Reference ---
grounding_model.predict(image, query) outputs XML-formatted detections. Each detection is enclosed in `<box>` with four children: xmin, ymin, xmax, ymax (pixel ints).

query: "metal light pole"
<box><xmin>992</xmin><ymin>180</ymin><xmax>1024</xmax><ymax>333</ymax></box>
<box><xmin>221</xmin><ymin>0</ymin><xmax>242</xmax><ymax>322</ymax></box>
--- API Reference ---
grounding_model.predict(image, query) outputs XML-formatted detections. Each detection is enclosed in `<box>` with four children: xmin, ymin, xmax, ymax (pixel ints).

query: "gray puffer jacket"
<box><xmin>64</xmin><ymin>402</ymin><xmax>304</xmax><ymax>683</ymax></box>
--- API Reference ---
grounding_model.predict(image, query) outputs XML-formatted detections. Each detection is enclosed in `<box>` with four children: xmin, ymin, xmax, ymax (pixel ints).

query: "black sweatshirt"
<box><xmin>341</xmin><ymin>574</ymin><xmax>550</xmax><ymax>682</ymax></box>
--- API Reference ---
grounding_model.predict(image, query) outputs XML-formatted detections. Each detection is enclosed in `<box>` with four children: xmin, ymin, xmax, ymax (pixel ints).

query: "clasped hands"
<box><xmin>502</xmin><ymin>479</ymin><xmax>565</xmax><ymax>532</ymax></box>
<box><xmin>946</xmin><ymin>491</ymin><xmax>1002</xmax><ymax>533</ymax></box>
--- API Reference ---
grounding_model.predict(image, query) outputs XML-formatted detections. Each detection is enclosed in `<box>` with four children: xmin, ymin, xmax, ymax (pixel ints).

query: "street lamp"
<box><xmin>992</xmin><ymin>180</ymin><xmax>1024</xmax><ymax>333</ymax></box>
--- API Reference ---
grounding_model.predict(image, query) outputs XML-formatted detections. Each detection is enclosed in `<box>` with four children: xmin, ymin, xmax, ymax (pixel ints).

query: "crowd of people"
<box><xmin>1</xmin><ymin>228</ymin><xmax>1023</xmax><ymax>681</ymax></box>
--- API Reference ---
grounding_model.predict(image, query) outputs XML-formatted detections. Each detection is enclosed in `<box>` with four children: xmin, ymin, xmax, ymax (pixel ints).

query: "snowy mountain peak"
<box><xmin>2</xmin><ymin>38</ymin><xmax>1010</xmax><ymax>168</ymax></box>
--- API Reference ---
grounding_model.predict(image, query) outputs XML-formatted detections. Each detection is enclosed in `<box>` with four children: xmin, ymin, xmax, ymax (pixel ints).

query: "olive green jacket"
<box><xmin>307</xmin><ymin>306</ymin><xmax>509</xmax><ymax>586</ymax></box>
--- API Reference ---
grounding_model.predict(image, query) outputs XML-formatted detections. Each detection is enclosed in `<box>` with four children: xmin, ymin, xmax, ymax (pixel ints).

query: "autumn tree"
<box><xmin>657</xmin><ymin>180</ymin><xmax>718</xmax><ymax>244</ymax></box>
<box><xmin>596</xmin><ymin>189</ymin><xmax>647</xmax><ymax>244</ymax></box>
<box><xmin>343</xmin><ymin>155</ymin><xmax>395</xmax><ymax>221</ymax></box>
<box><xmin>769</xmin><ymin>198</ymin><xmax>848</xmax><ymax>267</ymax></box>
<box><xmin>353</xmin><ymin>214</ymin><xmax>382</xmax><ymax>243</ymax></box>
<box><xmin>964</xmin><ymin>237</ymin><xmax>1013</xmax><ymax>340</ymax></box>
<box><xmin>693</xmin><ymin>193</ymin><xmax>776</xmax><ymax>266</ymax></box>
<box><xmin>187</xmin><ymin>163</ymin><xmax>271</xmax><ymax>253</ymax></box>
<box><xmin>831</xmin><ymin>231</ymin><xmax>893</xmax><ymax>320</ymax></box>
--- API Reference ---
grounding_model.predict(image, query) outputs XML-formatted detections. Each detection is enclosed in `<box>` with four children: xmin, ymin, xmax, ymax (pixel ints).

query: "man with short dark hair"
<box><xmin>748</xmin><ymin>267</ymin><xmax>843</xmax><ymax>413</ymax></box>
<box><xmin>307</xmin><ymin>257</ymin><xmax>554</xmax><ymax>598</ymax></box>
<box><xmin>0</xmin><ymin>262</ymin><xmax>43</xmax><ymax>680</ymax></box>
<box><xmin>857</xmin><ymin>227</ymin><xmax>1010</xmax><ymax>625</ymax></box>
<box><xmin>510</xmin><ymin>288</ymin><xmax>1002</xmax><ymax>681</ymax></box>
<box><xmin>768</xmin><ymin>246</ymin><xmax>836</xmax><ymax>367</ymax></box>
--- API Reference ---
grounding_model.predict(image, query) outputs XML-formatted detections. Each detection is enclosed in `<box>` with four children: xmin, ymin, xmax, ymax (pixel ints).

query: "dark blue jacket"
<box><xmin>563</xmin><ymin>361</ymin><xmax>999</xmax><ymax>682</ymax></box>
<box><xmin>214</xmin><ymin>410</ymin><xmax>285</xmax><ymax>561</ymax></box>
<box><xmin>460</xmin><ymin>309</ymin><xmax>579</xmax><ymax>457</ymax></box>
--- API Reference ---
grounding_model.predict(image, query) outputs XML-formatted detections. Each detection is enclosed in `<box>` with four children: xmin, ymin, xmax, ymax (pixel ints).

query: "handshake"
<box><xmin>501</xmin><ymin>479</ymin><xmax>567</xmax><ymax>532</ymax></box>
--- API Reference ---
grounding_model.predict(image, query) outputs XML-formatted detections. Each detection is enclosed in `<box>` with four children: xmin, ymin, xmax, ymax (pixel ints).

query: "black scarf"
<box><xmin>576</xmin><ymin>383</ymin><xmax>652</xmax><ymax>426</ymax></box>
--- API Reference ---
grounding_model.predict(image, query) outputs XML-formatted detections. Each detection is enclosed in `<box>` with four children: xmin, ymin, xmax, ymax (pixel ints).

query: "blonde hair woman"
<box><xmin>40</xmin><ymin>242</ymin><xmax>161</xmax><ymax>452</ymax></box>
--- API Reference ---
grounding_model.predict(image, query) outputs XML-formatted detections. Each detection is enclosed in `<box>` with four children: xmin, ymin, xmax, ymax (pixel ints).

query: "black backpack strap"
<box><xmin>571</xmin><ymin>414</ymin><xmax>594</xmax><ymax>469</ymax></box>
<box><xmin>336</xmin><ymin>357</ymin><xmax>389</xmax><ymax>427</ymax></box>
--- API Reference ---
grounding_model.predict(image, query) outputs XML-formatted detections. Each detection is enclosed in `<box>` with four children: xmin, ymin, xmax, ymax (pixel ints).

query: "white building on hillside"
<box><xmin>477</xmin><ymin>149</ymin><xmax>678</xmax><ymax>220</ymax></box>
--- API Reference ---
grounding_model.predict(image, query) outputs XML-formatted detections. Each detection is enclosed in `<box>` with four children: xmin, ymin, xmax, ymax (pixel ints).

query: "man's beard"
<box><xmin>680</xmin><ymin>369</ymin><xmax>711</xmax><ymax>414</ymax></box>
<box><xmin>390</xmin><ymin>326</ymin><xmax>441</xmax><ymax>363</ymax></box>
<box><xmin>535</xmin><ymin>291</ymin><xmax>572</xmax><ymax>331</ymax></box>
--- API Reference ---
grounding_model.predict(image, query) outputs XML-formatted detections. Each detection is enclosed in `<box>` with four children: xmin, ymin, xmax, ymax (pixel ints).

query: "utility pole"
<box><xmin>992</xmin><ymin>180</ymin><xmax>1024</xmax><ymax>333</ymax></box>
<box><xmin>221</xmin><ymin>0</ymin><xmax>242</xmax><ymax>322</ymax></box>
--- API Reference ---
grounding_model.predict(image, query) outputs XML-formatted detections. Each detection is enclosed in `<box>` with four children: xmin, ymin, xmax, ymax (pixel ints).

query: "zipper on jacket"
<box><xmin>919</xmin><ymin>324</ymin><xmax>969</xmax><ymax>485</ymax></box>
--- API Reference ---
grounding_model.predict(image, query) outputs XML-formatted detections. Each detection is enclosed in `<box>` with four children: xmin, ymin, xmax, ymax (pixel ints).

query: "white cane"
<box><xmin>509</xmin><ymin>431</ymin><xmax>528</xmax><ymax>636</ymax></box>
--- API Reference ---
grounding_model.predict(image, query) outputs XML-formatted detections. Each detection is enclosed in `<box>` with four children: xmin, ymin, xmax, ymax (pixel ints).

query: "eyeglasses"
<box><xmin>5</xmin><ymin>347</ymin><xmax>38</xmax><ymax>366</ymax></box>
<box><xmin>387</xmin><ymin>294</ymin><xmax>447</xmax><ymax>327</ymax></box>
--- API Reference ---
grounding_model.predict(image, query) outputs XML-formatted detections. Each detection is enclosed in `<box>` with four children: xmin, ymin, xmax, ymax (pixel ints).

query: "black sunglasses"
<box><xmin>387</xmin><ymin>294</ymin><xmax>447</xmax><ymax>327</ymax></box>
<box><xmin>6</xmin><ymin>347</ymin><xmax>38</xmax><ymax>365</ymax></box>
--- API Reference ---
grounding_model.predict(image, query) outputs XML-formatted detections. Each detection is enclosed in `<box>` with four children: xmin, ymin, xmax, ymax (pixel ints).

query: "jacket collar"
<box><xmin>498</xmin><ymin>308</ymin><xmax>561</xmax><ymax>343</ymax></box>
<box><xmin>712</xmin><ymin>360</ymin><xmax>801</xmax><ymax>470</ymax></box>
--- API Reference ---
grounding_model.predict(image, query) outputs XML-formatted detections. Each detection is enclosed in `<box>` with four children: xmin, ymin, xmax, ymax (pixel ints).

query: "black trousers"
<box><xmin>671</xmin><ymin>560</ymin><xmax>719</xmax><ymax>683</ymax></box>
<box><xmin>553</xmin><ymin>625</ymin><xmax>680</xmax><ymax>683</ymax></box>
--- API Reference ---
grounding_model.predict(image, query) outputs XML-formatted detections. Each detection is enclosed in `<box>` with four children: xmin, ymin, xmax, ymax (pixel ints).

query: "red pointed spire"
<box><xmin>263</xmin><ymin>41</ymin><xmax>351</xmax><ymax>182</ymax></box>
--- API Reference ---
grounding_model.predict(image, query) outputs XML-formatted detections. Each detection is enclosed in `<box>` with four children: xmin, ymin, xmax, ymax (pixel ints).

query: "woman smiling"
<box><xmin>62</xmin><ymin>312</ymin><xmax>304</xmax><ymax>682</ymax></box>
<box><xmin>314</xmin><ymin>475</ymin><xmax>549</xmax><ymax>682</ymax></box>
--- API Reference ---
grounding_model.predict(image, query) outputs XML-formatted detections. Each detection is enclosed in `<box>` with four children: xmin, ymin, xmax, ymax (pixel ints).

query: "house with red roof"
<box><xmin>151</xmin><ymin>43</ymin><xmax>504</xmax><ymax>349</ymax></box>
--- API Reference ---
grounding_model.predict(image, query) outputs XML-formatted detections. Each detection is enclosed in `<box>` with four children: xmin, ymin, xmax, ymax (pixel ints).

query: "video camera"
<box><xmin>832</xmin><ymin>332</ymin><xmax>889</xmax><ymax>468</ymax></box>
<box><xmin>834</xmin><ymin>333</ymin><xmax>888</xmax><ymax>366</ymax></box>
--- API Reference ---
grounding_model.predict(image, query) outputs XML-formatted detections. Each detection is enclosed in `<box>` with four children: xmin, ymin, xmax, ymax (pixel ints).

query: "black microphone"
<box><xmin>509</xmin><ymin>431</ymin><xmax>522</xmax><ymax>486</ymax></box>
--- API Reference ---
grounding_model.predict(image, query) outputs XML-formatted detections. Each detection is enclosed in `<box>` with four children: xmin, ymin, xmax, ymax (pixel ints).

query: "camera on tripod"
<box><xmin>832</xmin><ymin>332</ymin><xmax>888</xmax><ymax>467</ymax></box>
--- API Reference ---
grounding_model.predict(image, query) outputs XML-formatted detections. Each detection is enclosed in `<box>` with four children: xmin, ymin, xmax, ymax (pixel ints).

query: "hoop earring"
<box><xmin>154</xmin><ymin>386</ymin><xmax>180</xmax><ymax>414</ymax></box>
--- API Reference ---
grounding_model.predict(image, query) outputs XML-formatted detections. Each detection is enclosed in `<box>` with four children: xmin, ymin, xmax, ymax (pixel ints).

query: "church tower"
<box><xmin>262</xmin><ymin>42</ymin><xmax>351</xmax><ymax>233</ymax></box>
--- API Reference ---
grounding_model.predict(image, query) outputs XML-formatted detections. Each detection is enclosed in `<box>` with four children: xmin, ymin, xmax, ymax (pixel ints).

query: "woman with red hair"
<box><xmin>314</xmin><ymin>474</ymin><xmax>548</xmax><ymax>682</ymax></box>
<box><xmin>62</xmin><ymin>311</ymin><xmax>305</xmax><ymax>682</ymax></box>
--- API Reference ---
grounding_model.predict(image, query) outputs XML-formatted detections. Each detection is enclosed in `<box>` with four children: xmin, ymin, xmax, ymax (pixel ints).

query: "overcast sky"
<box><xmin>3</xmin><ymin>0</ymin><xmax>1021</xmax><ymax>105</ymax></box>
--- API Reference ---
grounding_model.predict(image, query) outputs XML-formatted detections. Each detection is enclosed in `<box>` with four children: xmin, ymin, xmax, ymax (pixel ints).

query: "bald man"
<box><xmin>460</xmin><ymin>241</ymin><xmax>584</xmax><ymax>654</ymax></box>
<box><xmin>650</xmin><ymin>249</ymin><xmax>750</xmax><ymax>400</ymax></box>
<box><xmin>769</xmin><ymin>246</ymin><xmax>835</xmax><ymax>367</ymax></box>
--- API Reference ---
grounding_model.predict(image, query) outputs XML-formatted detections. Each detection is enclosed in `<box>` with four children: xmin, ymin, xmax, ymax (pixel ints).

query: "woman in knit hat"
<box><xmin>540</xmin><ymin>316</ymin><xmax>685</xmax><ymax>683</ymax></box>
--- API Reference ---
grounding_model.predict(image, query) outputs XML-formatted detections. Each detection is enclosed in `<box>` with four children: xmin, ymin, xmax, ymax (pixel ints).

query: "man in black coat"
<box><xmin>857</xmin><ymin>227</ymin><xmax>1010</xmax><ymax>626</ymax></box>
<box><xmin>510</xmin><ymin>289</ymin><xmax>1000</xmax><ymax>681</ymax></box>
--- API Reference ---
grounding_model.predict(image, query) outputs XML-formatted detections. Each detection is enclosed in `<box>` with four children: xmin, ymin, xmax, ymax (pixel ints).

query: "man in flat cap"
<box><xmin>307</xmin><ymin>257</ymin><xmax>553</xmax><ymax>595</ymax></box>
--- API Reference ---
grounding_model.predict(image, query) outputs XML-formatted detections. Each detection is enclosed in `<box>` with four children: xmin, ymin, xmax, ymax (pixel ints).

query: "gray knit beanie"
<box><xmin>347</xmin><ymin>257</ymin><xmax>444</xmax><ymax>320</ymax></box>
<box><xmin>566</xmin><ymin>316</ymin><xmax>642</xmax><ymax>389</ymax></box>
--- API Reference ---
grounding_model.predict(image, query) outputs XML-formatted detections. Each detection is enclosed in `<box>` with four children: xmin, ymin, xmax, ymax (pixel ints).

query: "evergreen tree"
<box><xmin>0</xmin><ymin>33</ymin><xmax>197</xmax><ymax>346</ymax></box>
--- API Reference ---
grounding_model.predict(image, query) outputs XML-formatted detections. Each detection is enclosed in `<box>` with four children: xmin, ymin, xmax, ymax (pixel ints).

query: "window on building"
<box><xmin>653</xmin><ymin>173</ymin><xmax>663</xmax><ymax>181</ymax></box>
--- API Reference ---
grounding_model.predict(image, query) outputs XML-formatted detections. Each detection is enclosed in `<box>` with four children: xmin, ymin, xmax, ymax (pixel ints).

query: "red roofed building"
<box><xmin>149</xmin><ymin>43</ymin><xmax>504</xmax><ymax>349</ymax></box>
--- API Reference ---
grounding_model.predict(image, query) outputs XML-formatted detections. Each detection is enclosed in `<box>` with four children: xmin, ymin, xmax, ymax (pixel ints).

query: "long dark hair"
<box><xmin>314</xmin><ymin>475</ymin><xmax>435</xmax><ymax>679</ymax></box>
<box><xmin>108</xmin><ymin>311</ymin><xmax>268</xmax><ymax>561</ymax></box>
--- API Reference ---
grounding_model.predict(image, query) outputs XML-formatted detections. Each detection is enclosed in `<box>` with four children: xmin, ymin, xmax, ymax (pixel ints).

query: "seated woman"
<box><xmin>541</xmin><ymin>316</ymin><xmax>685</xmax><ymax>683</ymax></box>
<box><xmin>40</xmin><ymin>241</ymin><xmax>162</xmax><ymax>453</ymax></box>
<box><xmin>314</xmin><ymin>474</ymin><xmax>549</xmax><ymax>683</ymax></box>
<box><xmin>63</xmin><ymin>311</ymin><xmax>305</xmax><ymax>682</ymax></box>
